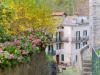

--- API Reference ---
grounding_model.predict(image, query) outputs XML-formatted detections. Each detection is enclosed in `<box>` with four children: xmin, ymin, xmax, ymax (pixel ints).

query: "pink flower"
<box><xmin>32</xmin><ymin>44</ymin><xmax>36</xmax><ymax>49</ymax></box>
<box><xmin>33</xmin><ymin>39</ymin><xmax>41</xmax><ymax>45</ymax></box>
<box><xmin>17</xmin><ymin>56</ymin><xmax>22</xmax><ymax>62</ymax></box>
<box><xmin>9</xmin><ymin>54</ymin><xmax>14</xmax><ymax>59</ymax></box>
<box><xmin>21</xmin><ymin>50</ymin><xmax>28</xmax><ymax>55</ymax></box>
<box><xmin>0</xmin><ymin>48</ymin><xmax>3</xmax><ymax>53</ymax></box>
<box><xmin>14</xmin><ymin>40</ymin><xmax>20</xmax><ymax>46</ymax></box>
<box><xmin>29</xmin><ymin>34</ymin><xmax>33</xmax><ymax>40</ymax></box>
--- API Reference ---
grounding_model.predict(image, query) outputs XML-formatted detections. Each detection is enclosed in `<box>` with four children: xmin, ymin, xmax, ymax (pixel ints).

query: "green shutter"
<box><xmin>61</xmin><ymin>54</ymin><xmax>64</xmax><ymax>61</ymax></box>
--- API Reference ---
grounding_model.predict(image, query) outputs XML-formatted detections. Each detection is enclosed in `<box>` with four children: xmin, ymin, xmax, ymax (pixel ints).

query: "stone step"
<box><xmin>83</xmin><ymin>60</ymin><xmax>92</xmax><ymax>63</ymax></box>
<box><xmin>83</xmin><ymin>63</ymin><xmax>92</xmax><ymax>67</ymax></box>
<box><xmin>83</xmin><ymin>72</ymin><xmax>92</xmax><ymax>75</ymax></box>
<box><xmin>83</xmin><ymin>67</ymin><xmax>91</xmax><ymax>72</ymax></box>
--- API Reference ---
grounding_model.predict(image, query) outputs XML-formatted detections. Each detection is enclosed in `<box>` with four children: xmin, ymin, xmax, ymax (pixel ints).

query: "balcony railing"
<box><xmin>53</xmin><ymin>36</ymin><xmax>89</xmax><ymax>43</ymax></box>
<box><xmin>72</xmin><ymin>36</ymin><xmax>89</xmax><ymax>43</ymax></box>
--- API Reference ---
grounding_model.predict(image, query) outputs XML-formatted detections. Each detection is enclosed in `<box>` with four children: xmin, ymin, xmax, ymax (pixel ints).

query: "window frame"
<box><xmin>76</xmin><ymin>31</ymin><xmax>81</xmax><ymax>41</ymax></box>
<box><xmin>61</xmin><ymin>54</ymin><xmax>64</xmax><ymax>61</ymax></box>
<box><xmin>76</xmin><ymin>43</ymin><xmax>81</xmax><ymax>49</ymax></box>
<box><xmin>83</xmin><ymin>30</ymin><xmax>87</xmax><ymax>36</ymax></box>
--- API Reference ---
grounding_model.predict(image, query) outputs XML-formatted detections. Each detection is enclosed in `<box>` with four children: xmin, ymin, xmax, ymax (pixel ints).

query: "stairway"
<box><xmin>82</xmin><ymin>60</ymin><xmax>92</xmax><ymax>75</ymax></box>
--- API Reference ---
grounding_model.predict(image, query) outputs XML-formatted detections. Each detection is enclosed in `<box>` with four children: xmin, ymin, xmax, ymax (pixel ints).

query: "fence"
<box><xmin>92</xmin><ymin>48</ymin><xmax>100</xmax><ymax>75</ymax></box>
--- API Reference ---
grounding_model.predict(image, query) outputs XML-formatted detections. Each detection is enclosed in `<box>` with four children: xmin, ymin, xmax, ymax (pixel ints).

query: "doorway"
<box><xmin>56</xmin><ymin>55</ymin><xmax>59</xmax><ymax>64</ymax></box>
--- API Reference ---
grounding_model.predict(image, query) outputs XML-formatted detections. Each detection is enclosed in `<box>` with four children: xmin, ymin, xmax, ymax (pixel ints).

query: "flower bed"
<box><xmin>0</xmin><ymin>31</ymin><xmax>47</xmax><ymax>68</ymax></box>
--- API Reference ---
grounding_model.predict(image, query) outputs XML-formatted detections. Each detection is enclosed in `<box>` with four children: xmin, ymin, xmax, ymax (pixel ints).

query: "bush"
<box><xmin>0</xmin><ymin>26</ymin><xmax>13</xmax><ymax>43</ymax></box>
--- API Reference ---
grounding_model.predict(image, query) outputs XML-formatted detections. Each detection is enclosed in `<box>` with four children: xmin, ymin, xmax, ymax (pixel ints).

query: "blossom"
<box><xmin>33</xmin><ymin>39</ymin><xmax>41</xmax><ymax>45</ymax></box>
<box><xmin>32</xmin><ymin>44</ymin><xmax>36</xmax><ymax>49</ymax></box>
<box><xmin>14</xmin><ymin>40</ymin><xmax>20</xmax><ymax>46</ymax></box>
<box><xmin>17</xmin><ymin>46</ymin><xmax>21</xmax><ymax>49</ymax></box>
<box><xmin>17</xmin><ymin>56</ymin><xmax>22</xmax><ymax>62</ymax></box>
<box><xmin>9</xmin><ymin>54</ymin><xmax>15</xmax><ymax>59</ymax></box>
<box><xmin>21</xmin><ymin>50</ymin><xmax>28</xmax><ymax>55</ymax></box>
<box><xmin>29</xmin><ymin>34</ymin><xmax>33</xmax><ymax>40</ymax></box>
<box><xmin>0</xmin><ymin>48</ymin><xmax>3</xmax><ymax>53</ymax></box>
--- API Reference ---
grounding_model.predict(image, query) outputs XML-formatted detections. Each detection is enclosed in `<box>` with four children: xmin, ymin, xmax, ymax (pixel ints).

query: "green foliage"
<box><xmin>96</xmin><ymin>49</ymin><xmax>100</xmax><ymax>55</ymax></box>
<box><xmin>22</xmin><ymin>56</ymin><xmax>30</xmax><ymax>62</ymax></box>
<box><xmin>46</xmin><ymin>0</ymin><xmax>74</xmax><ymax>15</ymax></box>
<box><xmin>4</xmin><ymin>45</ymin><xmax>17</xmax><ymax>53</ymax></box>
<box><xmin>45</xmin><ymin>54</ymin><xmax>55</xmax><ymax>62</ymax></box>
<box><xmin>0</xmin><ymin>26</ymin><xmax>13</xmax><ymax>43</ymax></box>
<box><xmin>26</xmin><ymin>42</ymin><xmax>33</xmax><ymax>52</ymax></box>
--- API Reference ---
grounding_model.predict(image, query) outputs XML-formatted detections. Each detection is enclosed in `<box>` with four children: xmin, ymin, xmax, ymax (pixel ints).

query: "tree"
<box><xmin>1</xmin><ymin>0</ymin><xmax>56</xmax><ymax>35</ymax></box>
<box><xmin>46</xmin><ymin>0</ymin><xmax>74</xmax><ymax>15</ymax></box>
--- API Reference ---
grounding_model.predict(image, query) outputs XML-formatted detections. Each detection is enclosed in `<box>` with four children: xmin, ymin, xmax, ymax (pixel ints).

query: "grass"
<box><xmin>57</xmin><ymin>66</ymin><xmax>80</xmax><ymax>75</ymax></box>
<box><xmin>45</xmin><ymin>54</ymin><xmax>56</xmax><ymax>62</ymax></box>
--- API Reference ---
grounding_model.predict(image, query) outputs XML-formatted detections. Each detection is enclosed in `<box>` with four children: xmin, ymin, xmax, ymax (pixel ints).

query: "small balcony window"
<box><xmin>76</xmin><ymin>31</ymin><xmax>81</xmax><ymax>41</ymax></box>
<box><xmin>59</xmin><ymin>43</ymin><xmax>64</xmax><ymax>49</ymax></box>
<box><xmin>83</xmin><ymin>30</ymin><xmax>87</xmax><ymax>36</ymax></box>
<box><xmin>76</xmin><ymin>43</ymin><xmax>80</xmax><ymax>49</ymax></box>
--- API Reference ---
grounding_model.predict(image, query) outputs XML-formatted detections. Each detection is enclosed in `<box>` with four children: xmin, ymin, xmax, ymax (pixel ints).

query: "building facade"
<box><xmin>46</xmin><ymin>13</ymin><xmax>89</xmax><ymax>66</ymax></box>
<box><xmin>89</xmin><ymin>0</ymin><xmax>100</xmax><ymax>48</ymax></box>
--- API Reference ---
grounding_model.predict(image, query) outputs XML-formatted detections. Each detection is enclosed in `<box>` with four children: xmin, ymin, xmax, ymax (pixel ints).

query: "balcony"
<box><xmin>53</xmin><ymin>36</ymin><xmax>89</xmax><ymax>43</ymax></box>
<box><xmin>72</xmin><ymin>36</ymin><xmax>89</xmax><ymax>43</ymax></box>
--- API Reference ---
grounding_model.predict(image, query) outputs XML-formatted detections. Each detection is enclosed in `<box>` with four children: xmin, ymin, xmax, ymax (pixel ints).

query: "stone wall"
<box><xmin>74</xmin><ymin>0</ymin><xmax>89</xmax><ymax>16</ymax></box>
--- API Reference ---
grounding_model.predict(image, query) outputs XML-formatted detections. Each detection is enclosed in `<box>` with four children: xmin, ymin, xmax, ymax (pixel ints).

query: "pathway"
<box><xmin>57</xmin><ymin>66</ymin><xmax>80</xmax><ymax>75</ymax></box>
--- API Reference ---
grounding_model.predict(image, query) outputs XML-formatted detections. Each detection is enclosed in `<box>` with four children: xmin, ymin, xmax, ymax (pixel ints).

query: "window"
<box><xmin>56</xmin><ymin>43</ymin><xmax>59</xmax><ymax>50</ymax></box>
<box><xmin>56</xmin><ymin>32</ymin><xmax>59</xmax><ymax>41</ymax></box>
<box><xmin>81</xmin><ymin>19</ymin><xmax>84</xmax><ymax>23</ymax></box>
<box><xmin>51</xmin><ymin>45</ymin><xmax>53</xmax><ymax>54</ymax></box>
<box><xmin>59</xmin><ymin>32</ymin><xmax>64</xmax><ymax>41</ymax></box>
<box><xmin>83</xmin><ymin>30</ymin><xmax>87</xmax><ymax>36</ymax></box>
<box><xmin>48</xmin><ymin>45</ymin><xmax>51</xmax><ymax>54</ymax></box>
<box><xmin>83</xmin><ymin>42</ymin><xmax>87</xmax><ymax>46</ymax></box>
<box><xmin>61</xmin><ymin>54</ymin><xmax>64</xmax><ymax>61</ymax></box>
<box><xmin>59</xmin><ymin>43</ymin><xmax>61</xmax><ymax>49</ymax></box>
<box><xmin>59</xmin><ymin>43</ymin><xmax>64</xmax><ymax>49</ymax></box>
<box><xmin>76</xmin><ymin>31</ymin><xmax>80</xmax><ymax>41</ymax></box>
<box><xmin>48</xmin><ymin>45</ymin><xmax>53</xmax><ymax>55</ymax></box>
<box><xmin>76</xmin><ymin>43</ymin><xmax>80</xmax><ymax>49</ymax></box>
<box><xmin>61</xmin><ymin>43</ymin><xmax>64</xmax><ymax>49</ymax></box>
<box><xmin>76</xmin><ymin>55</ymin><xmax>77</xmax><ymax>62</ymax></box>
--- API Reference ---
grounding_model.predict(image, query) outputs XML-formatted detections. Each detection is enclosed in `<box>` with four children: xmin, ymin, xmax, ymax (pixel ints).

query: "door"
<box><xmin>56</xmin><ymin>55</ymin><xmax>59</xmax><ymax>64</ymax></box>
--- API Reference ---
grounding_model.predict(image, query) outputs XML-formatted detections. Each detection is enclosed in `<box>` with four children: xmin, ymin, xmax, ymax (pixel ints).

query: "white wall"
<box><xmin>56</xmin><ymin>25</ymin><xmax>89</xmax><ymax>65</ymax></box>
<box><xmin>71</xmin><ymin>25</ymin><xmax>90</xmax><ymax>64</ymax></box>
<box><xmin>58</xmin><ymin>26</ymin><xmax>72</xmax><ymax>65</ymax></box>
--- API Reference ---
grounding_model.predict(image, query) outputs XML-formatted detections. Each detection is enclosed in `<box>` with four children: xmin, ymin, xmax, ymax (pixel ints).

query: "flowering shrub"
<box><xmin>0</xmin><ymin>31</ymin><xmax>48</xmax><ymax>68</ymax></box>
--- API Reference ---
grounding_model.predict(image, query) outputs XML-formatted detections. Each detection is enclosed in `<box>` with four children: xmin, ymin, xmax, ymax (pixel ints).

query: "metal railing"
<box><xmin>92</xmin><ymin>48</ymin><xmax>100</xmax><ymax>75</ymax></box>
<box><xmin>55</xmin><ymin>36</ymin><xmax>89</xmax><ymax>43</ymax></box>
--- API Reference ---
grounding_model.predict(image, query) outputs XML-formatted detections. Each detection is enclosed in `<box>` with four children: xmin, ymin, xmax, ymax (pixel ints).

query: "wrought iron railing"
<box><xmin>55</xmin><ymin>36</ymin><xmax>89</xmax><ymax>43</ymax></box>
<box><xmin>92</xmin><ymin>48</ymin><xmax>100</xmax><ymax>75</ymax></box>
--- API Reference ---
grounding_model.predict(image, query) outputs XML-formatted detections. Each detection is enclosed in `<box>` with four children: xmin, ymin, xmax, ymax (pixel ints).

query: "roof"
<box><xmin>52</xmin><ymin>12</ymin><xmax>67</xmax><ymax>16</ymax></box>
